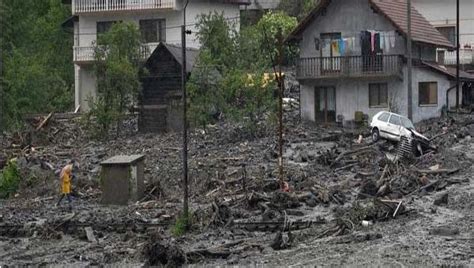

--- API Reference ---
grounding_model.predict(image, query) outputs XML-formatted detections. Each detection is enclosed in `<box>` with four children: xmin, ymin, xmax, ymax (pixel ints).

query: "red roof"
<box><xmin>288</xmin><ymin>0</ymin><xmax>454</xmax><ymax>49</ymax></box>
<box><xmin>370</xmin><ymin>0</ymin><xmax>453</xmax><ymax>48</ymax></box>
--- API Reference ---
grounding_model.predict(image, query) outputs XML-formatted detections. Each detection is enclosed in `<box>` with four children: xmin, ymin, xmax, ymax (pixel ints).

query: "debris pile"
<box><xmin>0</xmin><ymin>109</ymin><xmax>472</xmax><ymax>266</ymax></box>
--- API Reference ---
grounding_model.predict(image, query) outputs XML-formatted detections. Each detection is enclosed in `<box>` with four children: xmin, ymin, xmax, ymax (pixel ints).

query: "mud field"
<box><xmin>0</xmin><ymin>111</ymin><xmax>473</xmax><ymax>266</ymax></box>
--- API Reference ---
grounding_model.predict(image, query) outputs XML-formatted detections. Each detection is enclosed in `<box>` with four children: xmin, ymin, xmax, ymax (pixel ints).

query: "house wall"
<box><xmin>76</xmin><ymin>2</ymin><xmax>240</xmax><ymax>48</ymax></box>
<box><xmin>241</xmin><ymin>0</ymin><xmax>281</xmax><ymax>10</ymax></box>
<box><xmin>300</xmin><ymin>65</ymin><xmax>456</xmax><ymax>124</ymax></box>
<box><xmin>299</xmin><ymin>0</ymin><xmax>406</xmax><ymax>59</ymax></box>
<box><xmin>78</xmin><ymin>67</ymin><xmax>97</xmax><ymax>111</ymax></box>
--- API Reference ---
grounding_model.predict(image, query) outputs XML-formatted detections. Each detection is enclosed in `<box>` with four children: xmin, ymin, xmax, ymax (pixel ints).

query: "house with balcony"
<box><xmin>62</xmin><ymin>0</ymin><xmax>249</xmax><ymax>112</ymax></box>
<box><xmin>288</xmin><ymin>0</ymin><xmax>474</xmax><ymax>125</ymax></box>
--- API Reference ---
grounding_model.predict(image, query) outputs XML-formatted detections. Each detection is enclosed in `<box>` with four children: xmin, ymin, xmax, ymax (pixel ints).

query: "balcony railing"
<box><xmin>74</xmin><ymin>43</ymin><xmax>159</xmax><ymax>63</ymax></box>
<box><xmin>443</xmin><ymin>49</ymin><xmax>474</xmax><ymax>65</ymax></box>
<box><xmin>297</xmin><ymin>55</ymin><xmax>403</xmax><ymax>79</ymax></box>
<box><xmin>73</xmin><ymin>0</ymin><xmax>175</xmax><ymax>14</ymax></box>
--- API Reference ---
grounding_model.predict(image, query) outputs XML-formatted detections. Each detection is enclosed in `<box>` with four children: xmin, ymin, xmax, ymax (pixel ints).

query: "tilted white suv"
<box><xmin>369</xmin><ymin>112</ymin><xmax>436</xmax><ymax>156</ymax></box>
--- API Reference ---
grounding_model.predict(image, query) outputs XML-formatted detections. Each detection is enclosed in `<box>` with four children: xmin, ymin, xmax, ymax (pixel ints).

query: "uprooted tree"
<box><xmin>85</xmin><ymin>22</ymin><xmax>142</xmax><ymax>138</ymax></box>
<box><xmin>187</xmin><ymin>12</ymin><xmax>297</xmax><ymax>135</ymax></box>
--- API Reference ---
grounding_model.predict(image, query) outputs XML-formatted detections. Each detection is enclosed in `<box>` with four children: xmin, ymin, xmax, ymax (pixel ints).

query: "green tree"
<box><xmin>87</xmin><ymin>22</ymin><xmax>142</xmax><ymax>137</ymax></box>
<box><xmin>188</xmin><ymin>12</ymin><xmax>296</xmax><ymax>134</ymax></box>
<box><xmin>277</xmin><ymin>0</ymin><xmax>319</xmax><ymax>20</ymax></box>
<box><xmin>1</xmin><ymin>0</ymin><xmax>73</xmax><ymax>130</ymax></box>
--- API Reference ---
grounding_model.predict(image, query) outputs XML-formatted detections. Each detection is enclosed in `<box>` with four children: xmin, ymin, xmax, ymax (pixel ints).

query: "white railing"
<box><xmin>73</xmin><ymin>0</ymin><xmax>175</xmax><ymax>14</ymax></box>
<box><xmin>74</xmin><ymin>43</ymin><xmax>159</xmax><ymax>63</ymax></box>
<box><xmin>443</xmin><ymin>49</ymin><xmax>474</xmax><ymax>65</ymax></box>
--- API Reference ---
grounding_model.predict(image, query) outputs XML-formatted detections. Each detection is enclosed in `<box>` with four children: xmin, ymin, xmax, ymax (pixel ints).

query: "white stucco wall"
<box><xmin>241</xmin><ymin>0</ymin><xmax>281</xmax><ymax>10</ymax></box>
<box><xmin>300</xmin><ymin>65</ymin><xmax>458</xmax><ymax>124</ymax></box>
<box><xmin>412</xmin><ymin>0</ymin><xmax>474</xmax><ymax>46</ymax></box>
<box><xmin>79</xmin><ymin>67</ymin><xmax>97</xmax><ymax>111</ymax></box>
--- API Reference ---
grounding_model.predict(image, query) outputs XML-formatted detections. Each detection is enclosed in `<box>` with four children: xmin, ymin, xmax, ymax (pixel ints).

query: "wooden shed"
<box><xmin>139</xmin><ymin>43</ymin><xmax>199</xmax><ymax>133</ymax></box>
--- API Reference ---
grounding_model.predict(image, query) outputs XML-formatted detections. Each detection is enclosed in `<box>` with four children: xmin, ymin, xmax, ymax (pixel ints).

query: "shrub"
<box><xmin>0</xmin><ymin>159</ymin><xmax>21</xmax><ymax>199</ymax></box>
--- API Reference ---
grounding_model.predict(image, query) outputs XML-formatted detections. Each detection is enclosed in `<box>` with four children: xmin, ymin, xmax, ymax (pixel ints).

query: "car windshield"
<box><xmin>400</xmin><ymin>116</ymin><xmax>415</xmax><ymax>129</ymax></box>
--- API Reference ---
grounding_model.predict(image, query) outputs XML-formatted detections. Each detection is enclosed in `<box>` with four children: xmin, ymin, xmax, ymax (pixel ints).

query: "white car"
<box><xmin>369</xmin><ymin>111</ymin><xmax>429</xmax><ymax>143</ymax></box>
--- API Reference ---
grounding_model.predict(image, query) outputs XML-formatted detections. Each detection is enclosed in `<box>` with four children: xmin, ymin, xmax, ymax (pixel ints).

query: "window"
<box><xmin>97</xmin><ymin>21</ymin><xmax>116</xmax><ymax>35</ymax></box>
<box><xmin>140</xmin><ymin>19</ymin><xmax>166</xmax><ymax>43</ymax></box>
<box><xmin>369</xmin><ymin>83</ymin><xmax>388</xmax><ymax>107</ymax></box>
<box><xmin>436</xmin><ymin>26</ymin><xmax>456</xmax><ymax>45</ymax></box>
<box><xmin>389</xmin><ymin>115</ymin><xmax>401</xmax><ymax>126</ymax></box>
<box><xmin>378</xmin><ymin>112</ymin><xmax>390</xmax><ymax>122</ymax></box>
<box><xmin>97</xmin><ymin>21</ymin><xmax>117</xmax><ymax>44</ymax></box>
<box><xmin>419</xmin><ymin>82</ymin><xmax>438</xmax><ymax>106</ymax></box>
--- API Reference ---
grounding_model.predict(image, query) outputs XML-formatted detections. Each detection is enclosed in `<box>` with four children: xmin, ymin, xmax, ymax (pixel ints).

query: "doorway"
<box><xmin>314</xmin><ymin>86</ymin><xmax>336</xmax><ymax>123</ymax></box>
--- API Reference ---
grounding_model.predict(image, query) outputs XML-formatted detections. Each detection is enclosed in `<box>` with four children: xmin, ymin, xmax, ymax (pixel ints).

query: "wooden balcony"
<box><xmin>74</xmin><ymin>43</ymin><xmax>159</xmax><ymax>64</ymax></box>
<box><xmin>72</xmin><ymin>0</ymin><xmax>175</xmax><ymax>14</ymax></box>
<box><xmin>296</xmin><ymin>55</ymin><xmax>403</xmax><ymax>80</ymax></box>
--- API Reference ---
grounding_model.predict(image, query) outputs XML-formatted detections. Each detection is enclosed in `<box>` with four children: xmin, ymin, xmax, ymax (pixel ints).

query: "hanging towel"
<box><xmin>339</xmin><ymin>39</ymin><xmax>345</xmax><ymax>55</ymax></box>
<box><xmin>379</xmin><ymin>32</ymin><xmax>384</xmax><ymax>50</ymax></box>
<box><xmin>389</xmin><ymin>31</ymin><xmax>396</xmax><ymax>48</ymax></box>
<box><xmin>331</xmin><ymin>40</ymin><xmax>339</xmax><ymax>56</ymax></box>
<box><xmin>384</xmin><ymin>33</ymin><xmax>391</xmax><ymax>51</ymax></box>
<box><xmin>371</xmin><ymin>31</ymin><xmax>376</xmax><ymax>52</ymax></box>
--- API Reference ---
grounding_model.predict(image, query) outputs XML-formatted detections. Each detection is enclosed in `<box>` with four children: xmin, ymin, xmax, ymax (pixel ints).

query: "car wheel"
<box><xmin>372</xmin><ymin>128</ymin><xmax>380</xmax><ymax>142</ymax></box>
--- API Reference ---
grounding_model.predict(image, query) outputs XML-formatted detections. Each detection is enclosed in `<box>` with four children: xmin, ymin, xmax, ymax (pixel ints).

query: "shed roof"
<box><xmin>146</xmin><ymin>43</ymin><xmax>200</xmax><ymax>73</ymax></box>
<box><xmin>288</xmin><ymin>0</ymin><xmax>454</xmax><ymax>49</ymax></box>
<box><xmin>422</xmin><ymin>61</ymin><xmax>474</xmax><ymax>82</ymax></box>
<box><xmin>101</xmin><ymin>155</ymin><xmax>145</xmax><ymax>166</ymax></box>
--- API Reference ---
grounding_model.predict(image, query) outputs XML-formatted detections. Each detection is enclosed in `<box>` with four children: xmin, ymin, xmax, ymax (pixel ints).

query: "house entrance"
<box><xmin>314</xmin><ymin>86</ymin><xmax>336</xmax><ymax>123</ymax></box>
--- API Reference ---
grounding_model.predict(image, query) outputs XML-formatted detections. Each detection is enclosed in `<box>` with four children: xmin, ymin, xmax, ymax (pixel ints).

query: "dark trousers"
<box><xmin>57</xmin><ymin>193</ymin><xmax>72</xmax><ymax>207</ymax></box>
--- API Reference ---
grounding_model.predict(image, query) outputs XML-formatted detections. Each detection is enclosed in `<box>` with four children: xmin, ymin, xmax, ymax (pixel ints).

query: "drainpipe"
<box><xmin>446</xmin><ymin>84</ymin><xmax>458</xmax><ymax>114</ymax></box>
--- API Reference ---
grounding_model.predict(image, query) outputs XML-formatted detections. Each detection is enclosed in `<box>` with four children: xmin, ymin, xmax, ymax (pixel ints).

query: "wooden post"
<box><xmin>456</xmin><ymin>0</ymin><xmax>460</xmax><ymax>110</ymax></box>
<box><xmin>407</xmin><ymin>0</ymin><xmax>413</xmax><ymax>120</ymax></box>
<box><xmin>277</xmin><ymin>28</ymin><xmax>285</xmax><ymax>188</ymax></box>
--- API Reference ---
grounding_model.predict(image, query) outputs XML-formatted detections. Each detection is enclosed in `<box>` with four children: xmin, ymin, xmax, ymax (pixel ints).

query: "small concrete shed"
<box><xmin>100</xmin><ymin>155</ymin><xmax>145</xmax><ymax>205</ymax></box>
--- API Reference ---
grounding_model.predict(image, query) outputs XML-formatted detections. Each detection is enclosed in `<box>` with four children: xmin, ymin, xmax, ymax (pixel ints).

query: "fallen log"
<box><xmin>36</xmin><ymin>112</ymin><xmax>53</xmax><ymax>131</ymax></box>
<box><xmin>414</xmin><ymin>168</ymin><xmax>460</xmax><ymax>175</ymax></box>
<box><xmin>331</xmin><ymin>145</ymin><xmax>376</xmax><ymax>167</ymax></box>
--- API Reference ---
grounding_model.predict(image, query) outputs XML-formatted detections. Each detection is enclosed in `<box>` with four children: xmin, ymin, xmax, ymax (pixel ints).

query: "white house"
<box><xmin>288</xmin><ymin>0</ymin><xmax>474</xmax><ymax>125</ymax></box>
<box><xmin>412</xmin><ymin>0</ymin><xmax>474</xmax><ymax>66</ymax></box>
<box><xmin>62</xmin><ymin>0</ymin><xmax>249</xmax><ymax>111</ymax></box>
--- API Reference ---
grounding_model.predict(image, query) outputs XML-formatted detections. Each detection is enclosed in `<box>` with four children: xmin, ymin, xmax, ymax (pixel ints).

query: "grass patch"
<box><xmin>0</xmin><ymin>159</ymin><xmax>21</xmax><ymax>199</ymax></box>
<box><xmin>172</xmin><ymin>212</ymin><xmax>191</xmax><ymax>237</ymax></box>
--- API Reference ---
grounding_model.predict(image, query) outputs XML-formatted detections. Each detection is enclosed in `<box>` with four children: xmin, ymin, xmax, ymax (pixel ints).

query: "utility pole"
<box><xmin>407</xmin><ymin>0</ymin><xmax>413</xmax><ymax>120</ymax></box>
<box><xmin>456</xmin><ymin>0</ymin><xmax>460</xmax><ymax>110</ymax></box>
<box><xmin>276</xmin><ymin>28</ymin><xmax>285</xmax><ymax>189</ymax></box>
<box><xmin>181</xmin><ymin>0</ymin><xmax>190</xmax><ymax>226</ymax></box>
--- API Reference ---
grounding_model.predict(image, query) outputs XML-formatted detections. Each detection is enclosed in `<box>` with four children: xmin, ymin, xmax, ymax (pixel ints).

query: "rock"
<box><xmin>270</xmin><ymin>231</ymin><xmax>292</xmax><ymax>250</ymax></box>
<box><xmin>84</xmin><ymin>227</ymin><xmax>97</xmax><ymax>243</ymax></box>
<box><xmin>304</xmin><ymin>196</ymin><xmax>318</xmax><ymax>207</ymax></box>
<box><xmin>433</xmin><ymin>192</ymin><xmax>448</xmax><ymax>206</ymax></box>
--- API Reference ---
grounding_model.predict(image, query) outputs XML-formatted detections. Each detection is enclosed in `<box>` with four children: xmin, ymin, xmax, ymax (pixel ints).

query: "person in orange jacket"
<box><xmin>56</xmin><ymin>164</ymin><xmax>74</xmax><ymax>208</ymax></box>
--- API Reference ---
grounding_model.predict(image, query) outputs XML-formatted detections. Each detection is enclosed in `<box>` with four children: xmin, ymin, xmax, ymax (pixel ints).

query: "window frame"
<box><xmin>378</xmin><ymin>112</ymin><xmax>390</xmax><ymax>122</ymax></box>
<box><xmin>368</xmin><ymin>83</ymin><xmax>388</xmax><ymax>108</ymax></box>
<box><xmin>418</xmin><ymin>81</ymin><xmax>438</xmax><ymax>106</ymax></box>
<box><xmin>389</xmin><ymin>114</ymin><xmax>401</xmax><ymax>126</ymax></box>
<box><xmin>139</xmin><ymin>19</ymin><xmax>166</xmax><ymax>43</ymax></box>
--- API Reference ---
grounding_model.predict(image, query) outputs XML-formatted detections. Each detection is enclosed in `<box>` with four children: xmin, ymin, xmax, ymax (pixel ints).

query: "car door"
<box><xmin>376</xmin><ymin>112</ymin><xmax>391</xmax><ymax>139</ymax></box>
<box><xmin>387</xmin><ymin>114</ymin><xmax>402</xmax><ymax>141</ymax></box>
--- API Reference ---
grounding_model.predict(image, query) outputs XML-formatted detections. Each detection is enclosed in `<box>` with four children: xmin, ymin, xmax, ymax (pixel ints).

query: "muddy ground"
<box><xmin>0</xmin><ymin>109</ymin><xmax>473</xmax><ymax>266</ymax></box>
